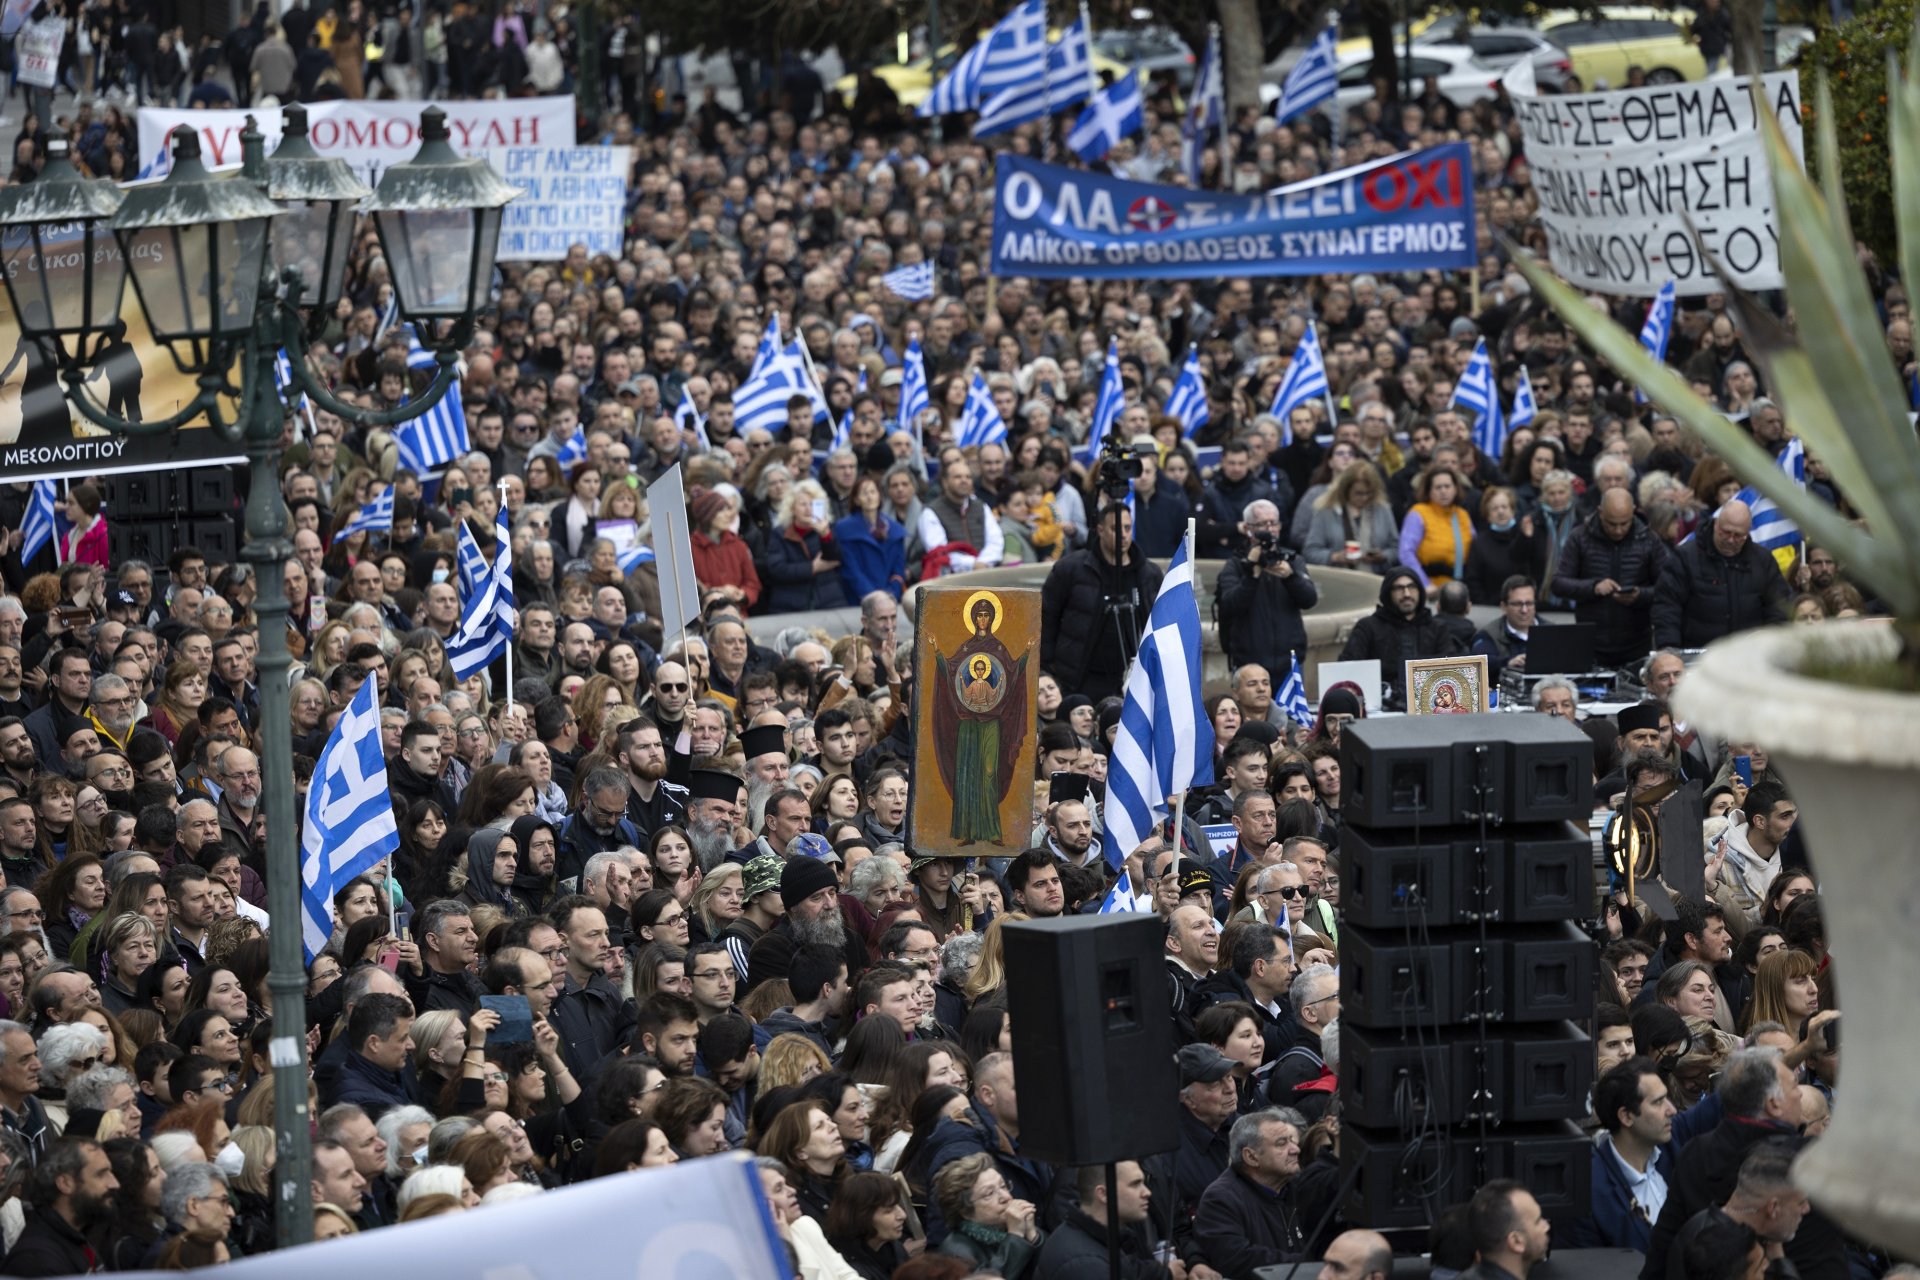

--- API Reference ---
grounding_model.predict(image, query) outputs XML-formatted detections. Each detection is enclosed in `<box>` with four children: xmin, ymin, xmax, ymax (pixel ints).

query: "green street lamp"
<box><xmin>0</xmin><ymin>110</ymin><xmax>512</xmax><ymax>1249</ymax></box>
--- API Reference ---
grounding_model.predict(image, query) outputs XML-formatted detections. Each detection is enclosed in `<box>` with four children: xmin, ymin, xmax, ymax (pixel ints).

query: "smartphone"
<box><xmin>810</xmin><ymin>497</ymin><xmax>829</xmax><ymax>524</ymax></box>
<box><xmin>1733</xmin><ymin>755</ymin><xmax>1753</xmax><ymax>786</ymax></box>
<box><xmin>54</xmin><ymin>606</ymin><xmax>93</xmax><ymax>627</ymax></box>
<box><xmin>394</xmin><ymin>906</ymin><xmax>412</xmax><ymax>937</ymax></box>
<box><xmin>377</xmin><ymin>948</ymin><xmax>400</xmax><ymax>973</ymax></box>
<box><xmin>451</xmin><ymin>487</ymin><xmax>474</xmax><ymax>507</ymax></box>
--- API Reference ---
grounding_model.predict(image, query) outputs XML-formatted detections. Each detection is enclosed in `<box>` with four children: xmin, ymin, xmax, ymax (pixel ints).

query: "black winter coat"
<box><xmin>1034</xmin><ymin>1209</ymin><xmax>1176</xmax><ymax>1280</ymax></box>
<box><xmin>1651</xmin><ymin>521</ymin><xmax>1790</xmax><ymax>649</ymax></box>
<box><xmin>1461</xmin><ymin>523</ymin><xmax>1544</xmax><ymax>606</ymax></box>
<box><xmin>1336</xmin><ymin>573</ymin><xmax>1458</xmax><ymax>705</ymax></box>
<box><xmin>1197</xmin><ymin>473</ymin><xmax>1287</xmax><ymax>559</ymax></box>
<box><xmin>1215</xmin><ymin>555</ymin><xmax>1318</xmax><ymax>677</ymax></box>
<box><xmin>1551</xmin><ymin>513</ymin><xmax>1666</xmax><ymax>663</ymax></box>
<box><xmin>1041</xmin><ymin>547</ymin><xmax>1164</xmax><ymax>700</ymax></box>
<box><xmin>1640</xmin><ymin>1117</ymin><xmax>1847</xmax><ymax>1280</ymax></box>
<box><xmin>1192</xmin><ymin>1166</ymin><xmax>1305</xmax><ymax>1277</ymax></box>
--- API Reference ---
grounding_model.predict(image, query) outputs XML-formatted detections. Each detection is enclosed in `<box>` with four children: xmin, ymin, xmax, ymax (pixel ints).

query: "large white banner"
<box><xmin>135</xmin><ymin>97</ymin><xmax>576</xmax><ymax>187</ymax></box>
<box><xmin>1513</xmin><ymin>74</ymin><xmax>1804</xmax><ymax>296</ymax></box>
<box><xmin>481</xmin><ymin>146</ymin><xmax>629</xmax><ymax>261</ymax></box>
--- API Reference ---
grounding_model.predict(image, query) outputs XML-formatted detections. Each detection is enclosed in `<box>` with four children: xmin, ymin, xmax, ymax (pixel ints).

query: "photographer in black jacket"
<box><xmin>1216</xmin><ymin>498</ymin><xmax>1318</xmax><ymax>686</ymax></box>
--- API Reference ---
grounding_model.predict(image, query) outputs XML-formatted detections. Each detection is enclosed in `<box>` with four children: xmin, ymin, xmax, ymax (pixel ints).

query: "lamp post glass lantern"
<box><xmin>0</xmin><ymin>139</ymin><xmax>127</xmax><ymax>364</ymax></box>
<box><xmin>364</xmin><ymin>104</ymin><xmax>516</xmax><ymax>324</ymax></box>
<box><xmin>263</xmin><ymin>103</ymin><xmax>369</xmax><ymax>312</ymax></box>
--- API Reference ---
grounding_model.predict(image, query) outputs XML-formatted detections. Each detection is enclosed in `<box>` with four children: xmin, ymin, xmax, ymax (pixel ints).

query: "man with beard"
<box><xmin>1335</xmin><ymin>567</ymin><xmax>1458</xmax><ymax>709</ymax></box>
<box><xmin>740</xmin><ymin>723</ymin><xmax>790</xmax><ymax>788</ymax></box>
<box><xmin>555</xmin><ymin>621</ymin><xmax>601</xmax><ymax>687</ymax></box>
<box><xmin>619</xmin><ymin>719</ymin><xmax>687</xmax><ymax>838</ymax></box>
<box><xmin>0</xmin><ymin>719</ymin><xmax>34</xmax><ymax>793</ymax></box>
<box><xmin>557</xmin><ymin>767</ymin><xmax>640</xmax><ymax>887</ymax></box>
<box><xmin>514</xmin><ymin>602</ymin><xmax>560</xmax><ymax>687</ymax></box>
<box><xmin>81</xmin><ymin>752</ymin><xmax>135</xmax><ymax>816</ymax></box>
<box><xmin>685</xmin><ymin>770</ymin><xmax>744</xmax><ymax>873</ymax></box>
<box><xmin>24</xmin><ymin>649</ymin><xmax>93</xmax><ymax>770</ymax></box>
<box><xmin>6</xmin><ymin>1137</ymin><xmax>117</xmax><ymax>1274</ymax></box>
<box><xmin>646</xmin><ymin>660</ymin><xmax>694</xmax><ymax>740</ymax></box>
<box><xmin>84</xmin><ymin>676</ymin><xmax>140</xmax><ymax>754</ymax></box>
<box><xmin>213</xmin><ymin>747</ymin><xmax>265</xmax><ymax>870</ymax></box>
<box><xmin>745</xmin><ymin>856</ymin><xmax>867</xmax><ymax>994</ymax></box>
<box><xmin>547</xmin><ymin>894</ymin><xmax>635</xmax><ymax>1086</ymax></box>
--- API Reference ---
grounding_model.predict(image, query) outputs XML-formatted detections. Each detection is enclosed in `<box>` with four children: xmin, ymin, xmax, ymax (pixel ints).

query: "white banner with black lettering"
<box><xmin>480</xmin><ymin>146</ymin><xmax>629</xmax><ymax>260</ymax></box>
<box><xmin>1513</xmin><ymin>74</ymin><xmax>1804</xmax><ymax>296</ymax></box>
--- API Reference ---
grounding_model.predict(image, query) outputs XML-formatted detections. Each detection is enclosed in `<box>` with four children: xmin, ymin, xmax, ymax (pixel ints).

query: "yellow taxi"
<box><xmin>835</xmin><ymin>33</ymin><xmax>1127</xmax><ymax>110</ymax></box>
<box><xmin>1536</xmin><ymin>7</ymin><xmax>1707</xmax><ymax>85</ymax></box>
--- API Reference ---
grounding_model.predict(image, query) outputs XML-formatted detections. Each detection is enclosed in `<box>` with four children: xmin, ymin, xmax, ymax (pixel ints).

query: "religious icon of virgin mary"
<box><xmin>930</xmin><ymin>591</ymin><xmax>1029</xmax><ymax>844</ymax></box>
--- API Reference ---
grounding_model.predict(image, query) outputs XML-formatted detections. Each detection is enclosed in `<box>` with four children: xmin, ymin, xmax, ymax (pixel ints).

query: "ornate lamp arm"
<box><xmin>57</xmin><ymin>363</ymin><xmax>235</xmax><ymax>440</ymax></box>
<box><xmin>275</xmin><ymin>304</ymin><xmax>473</xmax><ymax>429</ymax></box>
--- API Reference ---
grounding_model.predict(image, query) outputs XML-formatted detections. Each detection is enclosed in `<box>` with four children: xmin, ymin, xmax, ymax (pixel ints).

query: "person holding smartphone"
<box><xmin>763</xmin><ymin>478</ymin><xmax>846</xmax><ymax>614</ymax></box>
<box><xmin>1551</xmin><ymin>489</ymin><xmax>1666</xmax><ymax>671</ymax></box>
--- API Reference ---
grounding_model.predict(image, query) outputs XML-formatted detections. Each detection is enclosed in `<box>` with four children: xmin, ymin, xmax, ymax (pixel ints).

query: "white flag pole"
<box><xmin>499</xmin><ymin>480</ymin><xmax>516</xmax><ymax>713</ymax></box>
<box><xmin>1167</xmin><ymin>517</ymin><xmax>1198</xmax><ymax>857</ymax></box>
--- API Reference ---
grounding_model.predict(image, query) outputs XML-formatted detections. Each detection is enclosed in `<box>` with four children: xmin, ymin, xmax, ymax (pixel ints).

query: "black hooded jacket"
<box><xmin>1335</xmin><ymin>568</ymin><xmax>1459</xmax><ymax>706</ymax></box>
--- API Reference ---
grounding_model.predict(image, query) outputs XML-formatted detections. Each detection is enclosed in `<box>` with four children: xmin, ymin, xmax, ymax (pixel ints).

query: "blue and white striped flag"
<box><xmin>749</xmin><ymin>313</ymin><xmax>783</xmax><ymax>381</ymax></box>
<box><xmin>394</xmin><ymin>379</ymin><xmax>469</xmax><ymax>478</ymax></box>
<box><xmin>1276</xmin><ymin>653</ymin><xmax>1313</xmax><ymax>726</ymax></box>
<box><xmin>831</xmin><ymin>410</ymin><xmax>853</xmax><ymax>454</ymax></box>
<box><xmin>1270</xmin><ymin>322</ymin><xmax>1329</xmax><ymax>445</ymax></box>
<box><xmin>19</xmin><ymin>479</ymin><xmax>56</xmax><ymax>567</ymax></box>
<box><xmin>1098</xmin><ymin>871</ymin><xmax>1142</xmax><ymax>914</ymax></box>
<box><xmin>405</xmin><ymin>326</ymin><xmax>438</xmax><ymax>373</ymax></box>
<box><xmin>974</xmin><ymin>17</ymin><xmax>1093</xmax><ymax>137</ymax></box>
<box><xmin>881</xmin><ymin>261</ymin><xmax>935</xmax><ymax>301</ymax></box>
<box><xmin>374</xmin><ymin>293</ymin><xmax>400</xmax><ymax>344</ymax></box>
<box><xmin>448</xmin><ymin>505</ymin><xmax>514</xmax><ymax>680</ymax></box>
<box><xmin>953</xmin><ymin>372</ymin><xmax>1007</xmax><ymax>449</ymax></box>
<box><xmin>617</xmin><ymin>544</ymin><xmax>657</xmax><ymax>574</ymax></box>
<box><xmin>792</xmin><ymin>336</ymin><xmax>832</xmax><ymax>425</ymax></box>
<box><xmin>1636</xmin><ymin>280</ymin><xmax>1676</xmax><ymax>403</ymax></box>
<box><xmin>1734</xmin><ymin>437</ymin><xmax>1807</xmax><ymax>570</ymax></box>
<box><xmin>918</xmin><ymin>0</ymin><xmax>1049</xmax><ymax>118</ymax></box>
<box><xmin>1103</xmin><ymin>537</ymin><xmax>1215</xmax><ymax>868</ymax></box>
<box><xmin>899</xmin><ymin>338</ymin><xmax>931</xmax><ymax>431</ymax></box>
<box><xmin>554</xmin><ymin>428</ymin><xmax>589</xmax><ymax>471</ymax></box>
<box><xmin>1275</xmin><ymin>23</ymin><xmax>1339</xmax><ymax>122</ymax></box>
<box><xmin>1181</xmin><ymin>27</ymin><xmax>1224</xmax><ymax>184</ymax></box>
<box><xmin>300</xmin><ymin>674</ymin><xmax>401</xmax><ymax>962</ymax></box>
<box><xmin>1166</xmin><ymin>344</ymin><xmax>1210</xmax><ymax>439</ymax></box>
<box><xmin>1078</xmin><ymin>338</ymin><xmax>1125</xmax><ymax>466</ymax></box>
<box><xmin>1510</xmin><ymin>365</ymin><xmax>1538</xmax><ymax>429</ymax></box>
<box><xmin>1067</xmin><ymin>69</ymin><xmax>1145</xmax><ymax>164</ymax></box>
<box><xmin>455</xmin><ymin>516</ymin><xmax>490</xmax><ymax>602</ymax></box>
<box><xmin>340</xmin><ymin>485</ymin><xmax>395</xmax><ymax>538</ymax></box>
<box><xmin>1452</xmin><ymin>337</ymin><xmax>1506</xmax><ymax>462</ymax></box>
<box><xmin>273</xmin><ymin>347</ymin><xmax>307</xmax><ymax>412</ymax></box>
<box><xmin>677</xmin><ymin>385</ymin><xmax>711</xmax><ymax>450</ymax></box>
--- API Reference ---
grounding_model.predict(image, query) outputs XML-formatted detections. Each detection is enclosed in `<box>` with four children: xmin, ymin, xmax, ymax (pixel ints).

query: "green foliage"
<box><xmin>1796</xmin><ymin>0</ymin><xmax>1914</xmax><ymax>264</ymax></box>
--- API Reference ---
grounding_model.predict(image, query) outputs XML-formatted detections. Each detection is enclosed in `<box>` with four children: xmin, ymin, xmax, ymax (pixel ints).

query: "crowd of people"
<box><xmin>0</xmin><ymin>4</ymin><xmax>1897</xmax><ymax>1278</ymax></box>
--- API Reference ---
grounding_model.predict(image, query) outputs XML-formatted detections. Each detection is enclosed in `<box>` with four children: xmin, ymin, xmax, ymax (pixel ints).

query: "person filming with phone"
<box><xmin>1215</xmin><ymin>499</ymin><xmax>1319</xmax><ymax>690</ymax></box>
<box><xmin>1552</xmin><ymin>488</ymin><xmax>1667</xmax><ymax>671</ymax></box>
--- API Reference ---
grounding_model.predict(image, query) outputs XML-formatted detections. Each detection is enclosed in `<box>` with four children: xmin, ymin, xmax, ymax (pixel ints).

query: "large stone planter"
<box><xmin>1674</xmin><ymin>620</ymin><xmax>1920</xmax><ymax>1258</ymax></box>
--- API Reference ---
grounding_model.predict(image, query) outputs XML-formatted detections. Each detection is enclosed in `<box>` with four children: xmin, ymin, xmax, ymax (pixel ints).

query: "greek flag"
<box><xmin>749</xmin><ymin>313</ymin><xmax>782</xmax><ymax>381</ymax></box>
<box><xmin>1276</xmin><ymin>653</ymin><xmax>1313</xmax><ymax>726</ymax></box>
<box><xmin>736</xmin><ymin>338</ymin><xmax>827</xmax><ymax>438</ymax></box>
<box><xmin>1067</xmin><ymin>69</ymin><xmax>1145</xmax><ymax>164</ymax></box>
<box><xmin>19</xmin><ymin>479</ymin><xmax>56</xmax><ymax>566</ymax></box>
<box><xmin>857</xmin><ymin>367</ymin><xmax>869</xmax><ymax>394</ymax></box>
<box><xmin>899</xmin><ymin>339</ymin><xmax>931</xmax><ymax>430</ymax></box>
<box><xmin>831</xmin><ymin>409</ymin><xmax>853</xmax><ymax>454</ymax></box>
<box><xmin>1270</xmin><ymin>322</ymin><xmax>1329</xmax><ymax>445</ymax></box>
<box><xmin>881</xmin><ymin>261</ymin><xmax>935</xmax><ymax>301</ymax></box>
<box><xmin>555</xmin><ymin>428</ymin><xmax>589</xmax><ymax>471</ymax></box>
<box><xmin>1452</xmin><ymin>337</ymin><xmax>1505</xmax><ymax>462</ymax></box>
<box><xmin>394</xmin><ymin>379</ymin><xmax>469</xmax><ymax>478</ymax></box>
<box><xmin>974</xmin><ymin>18</ymin><xmax>1093</xmax><ymax>138</ymax></box>
<box><xmin>375</xmin><ymin>293</ymin><xmax>400</xmax><ymax>344</ymax></box>
<box><xmin>1635</xmin><ymin>280</ymin><xmax>1677</xmax><ymax>403</ymax></box>
<box><xmin>1733</xmin><ymin>438</ymin><xmax>1807</xmax><ymax>570</ymax></box>
<box><xmin>273</xmin><ymin>347</ymin><xmax>307</xmax><ymax>412</ymax></box>
<box><xmin>919</xmin><ymin>0</ymin><xmax>1049</xmax><ymax>118</ymax></box>
<box><xmin>1166</xmin><ymin>344</ymin><xmax>1210</xmax><ymax>439</ymax></box>
<box><xmin>1098</xmin><ymin>871</ymin><xmax>1142</xmax><ymax>913</ymax></box>
<box><xmin>340</xmin><ymin>485</ymin><xmax>395</xmax><ymax>538</ymax></box>
<box><xmin>1510</xmin><ymin>365</ymin><xmax>1538</xmax><ymax>429</ymax></box>
<box><xmin>1103</xmin><ymin>537</ymin><xmax>1215</xmax><ymax>868</ymax></box>
<box><xmin>617</xmin><ymin>544</ymin><xmax>657</xmax><ymax>574</ymax></box>
<box><xmin>677</xmin><ymin>385</ymin><xmax>711</xmax><ymax>450</ymax></box>
<box><xmin>405</xmin><ymin>326</ymin><xmax>438</xmax><ymax>373</ymax></box>
<box><xmin>300</xmin><ymin>675</ymin><xmax>401</xmax><ymax>963</ymax></box>
<box><xmin>954</xmin><ymin>372</ymin><xmax>1007</xmax><ymax>448</ymax></box>
<box><xmin>448</xmin><ymin>505</ymin><xmax>514</xmax><ymax>680</ymax></box>
<box><xmin>1181</xmin><ymin>27</ymin><xmax>1224</xmax><ymax>184</ymax></box>
<box><xmin>1275</xmin><ymin>23</ymin><xmax>1339</xmax><ymax>122</ymax></box>
<box><xmin>1078</xmin><ymin>338</ymin><xmax>1125</xmax><ymax>466</ymax></box>
<box><xmin>455</xmin><ymin>516</ymin><xmax>490</xmax><ymax>601</ymax></box>
<box><xmin>791</xmin><ymin>335</ymin><xmax>832</xmax><ymax>425</ymax></box>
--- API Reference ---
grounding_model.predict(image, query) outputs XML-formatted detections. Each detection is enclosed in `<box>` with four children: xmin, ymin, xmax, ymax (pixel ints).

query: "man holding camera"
<box><xmin>1042</xmin><ymin>500</ymin><xmax>1163</xmax><ymax>703</ymax></box>
<box><xmin>1216</xmin><ymin>499</ymin><xmax>1319</xmax><ymax>693</ymax></box>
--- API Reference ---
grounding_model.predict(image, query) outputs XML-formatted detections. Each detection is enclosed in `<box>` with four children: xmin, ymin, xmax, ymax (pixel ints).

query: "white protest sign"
<box><xmin>1513</xmin><ymin>74</ymin><xmax>1804</xmax><ymax>295</ymax></box>
<box><xmin>647</xmin><ymin>463</ymin><xmax>703</xmax><ymax>651</ymax></box>
<box><xmin>15</xmin><ymin>17</ymin><xmax>62</xmax><ymax>89</ymax></box>
<box><xmin>480</xmin><ymin>146</ymin><xmax>629</xmax><ymax>260</ymax></box>
<box><xmin>135</xmin><ymin>97</ymin><xmax>576</xmax><ymax>187</ymax></box>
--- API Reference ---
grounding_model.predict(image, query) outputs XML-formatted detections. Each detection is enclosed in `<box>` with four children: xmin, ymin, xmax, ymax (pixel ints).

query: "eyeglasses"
<box><xmin>656</xmin><ymin>682</ymin><xmax>689</xmax><ymax>693</ymax></box>
<box><xmin>1264</xmin><ymin>886</ymin><xmax>1308</xmax><ymax>900</ymax></box>
<box><xmin>75</xmin><ymin>1056</ymin><xmax>99</xmax><ymax>1071</ymax></box>
<box><xmin>691</xmin><ymin>969</ymin><xmax>734</xmax><ymax>983</ymax></box>
<box><xmin>483</xmin><ymin>1072</ymin><xmax>510</xmax><ymax>1085</ymax></box>
<box><xmin>656</xmin><ymin>912</ymin><xmax>687</xmax><ymax>927</ymax></box>
<box><xmin>7</xmin><ymin>908</ymin><xmax>42</xmax><ymax>920</ymax></box>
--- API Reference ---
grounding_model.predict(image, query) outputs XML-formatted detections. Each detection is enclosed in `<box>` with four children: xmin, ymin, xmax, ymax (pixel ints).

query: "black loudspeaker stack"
<box><xmin>105</xmin><ymin>469</ymin><xmax>238</xmax><ymax>568</ymax></box>
<box><xmin>1335</xmin><ymin>714</ymin><xmax>1596</xmax><ymax>1231</ymax></box>
<box><xmin>1003</xmin><ymin>914</ymin><xmax>1180</xmax><ymax>1167</ymax></box>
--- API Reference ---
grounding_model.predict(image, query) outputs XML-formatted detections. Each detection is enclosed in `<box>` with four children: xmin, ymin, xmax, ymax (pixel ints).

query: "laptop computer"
<box><xmin>1528</xmin><ymin>623</ymin><xmax>1599</xmax><ymax>675</ymax></box>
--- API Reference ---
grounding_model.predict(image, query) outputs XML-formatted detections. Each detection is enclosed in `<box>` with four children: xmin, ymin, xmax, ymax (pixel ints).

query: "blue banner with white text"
<box><xmin>990</xmin><ymin>145</ymin><xmax>1478</xmax><ymax>279</ymax></box>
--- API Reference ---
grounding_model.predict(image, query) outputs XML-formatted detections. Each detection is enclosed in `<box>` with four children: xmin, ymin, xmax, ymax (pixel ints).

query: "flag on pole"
<box><xmin>454</xmin><ymin>517</ymin><xmax>490</xmax><ymax>602</ymax></box>
<box><xmin>830</xmin><ymin>410</ymin><xmax>853</xmax><ymax>454</ymax></box>
<box><xmin>898</xmin><ymin>339</ymin><xmax>931</xmax><ymax>431</ymax></box>
<box><xmin>405</xmin><ymin>327</ymin><xmax>438</xmax><ymax>373</ymax></box>
<box><xmin>340</xmin><ymin>485</ymin><xmax>395</xmax><ymax>538</ymax></box>
<box><xmin>448</xmin><ymin>506</ymin><xmax>514</xmax><ymax>680</ymax></box>
<box><xmin>1276</xmin><ymin>654</ymin><xmax>1313</xmax><ymax>726</ymax></box>
<box><xmin>1510</xmin><ymin>365</ymin><xmax>1538</xmax><ymax>429</ymax></box>
<box><xmin>918</xmin><ymin>0</ymin><xmax>1049</xmax><ymax>118</ymax></box>
<box><xmin>1098</xmin><ymin>871</ymin><xmax>1142</xmax><ymax>913</ymax></box>
<box><xmin>19</xmin><ymin>479</ymin><xmax>56</xmax><ymax>567</ymax></box>
<box><xmin>791</xmin><ymin>336</ymin><xmax>833</xmax><ymax>425</ymax></box>
<box><xmin>974</xmin><ymin>18</ymin><xmax>1094</xmax><ymax>137</ymax></box>
<box><xmin>1166</xmin><ymin>344</ymin><xmax>1210</xmax><ymax>439</ymax></box>
<box><xmin>1635</xmin><ymin>280</ymin><xmax>1676</xmax><ymax>403</ymax></box>
<box><xmin>733</xmin><ymin>339</ymin><xmax>817</xmax><ymax>436</ymax></box>
<box><xmin>394</xmin><ymin>380</ymin><xmax>469</xmax><ymax>478</ymax></box>
<box><xmin>953</xmin><ymin>372</ymin><xmax>1007</xmax><ymax>448</ymax></box>
<box><xmin>1452</xmin><ymin>338</ymin><xmax>1506</xmax><ymax>462</ymax></box>
<box><xmin>882</xmin><ymin>262</ymin><xmax>935</xmax><ymax>301</ymax></box>
<box><xmin>676</xmin><ymin>385</ymin><xmax>711</xmax><ymax>450</ymax></box>
<box><xmin>554</xmin><ymin>428</ymin><xmax>589</xmax><ymax>472</ymax></box>
<box><xmin>1269</xmin><ymin>322</ymin><xmax>1329</xmax><ymax>445</ymax></box>
<box><xmin>1181</xmin><ymin>27</ymin><xmax>1224</xmax><ymax>184</ymax></box>
<box><xmin>1733</xmin><ymin>437</ymin><xmax>1807</xmax><ymax>573</ymax></box>
<box><xmin>749</xmin><ymin>313</ymin><xmax>783</xmax><ymax>381</ymax></box>
<box><xmin>374</xmin><ymin>293</ymin><xmax>400</xmax><ymax>344</ymax></box>
<box><xmin>1275</xmin><ymin>23</ymin><xmax>1339</xmax><ymax>122</ymax></box>
<box><xmin>1067</xmin><ymin>69</ymin><xmax>1145</xmax><ymax>164</ymax></box>
<box><xmin>1103</xmin><ymin>536</ymin><xmax>1215</xmax><ymax>868</ymax></box>
<box><xmin>300</xmin><ymin>675</ymin><xmax>402</xmax><ymax>962</ymax></box>
<box><xmin>273</xmin><ymin>347</ymin><xmax>308</xmax><ymax>412</ymax></box>
<box><xmin>1078</xmin><ymin>338</ymin><xmax>1125</xmax><ymax>466</ymax></box>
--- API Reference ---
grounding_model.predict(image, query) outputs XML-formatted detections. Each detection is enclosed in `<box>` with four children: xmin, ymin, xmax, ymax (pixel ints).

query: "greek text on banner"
<box><xmin>480</xmin><ymin>147</ymin><xmax>630</xmax><ymax>261</ymax></box>
<box><xmin>990</xmin><ymin>145</ymin><xmax>1478</xmax><ymax>280</ymax></box>
<box><xmin>1513</xmin><ymin>73</ymin><xmax>1803</xmax><ymax>296</ymax></box>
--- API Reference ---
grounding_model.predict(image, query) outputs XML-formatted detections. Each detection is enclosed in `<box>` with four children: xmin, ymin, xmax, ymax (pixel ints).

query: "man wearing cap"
<box><xmin>740</xmin><ymin>723</ymin><xmax>790</xmax><ymax>788</ymax></box>
<box><xmin>718</xmin><ymin>853</ymin><xmax>788</xmax><ymax>978</ymax></box>
<box><xmin>746</xmin><ymin>856</ymin><xmax>868</xmax><ymax>993</ymax></box>
<box><xmin>685</xmin><ymin>769</ymin><xmax>746</xmax><ymax>873</ymax></box>
<box><xmin>1173</xmin><ymin>1044</ymin><xmax>1240</xmax><ymax>1209</ymax></box>
<box><xmin>1594</xmin><ymin>703</ymin><xmax>1670</xmax><ymax>806</ymax></box>
<box><xmin>907</xmin><ymin>852</ymin><xmax>981</xmax><ymax>942</ymax></box>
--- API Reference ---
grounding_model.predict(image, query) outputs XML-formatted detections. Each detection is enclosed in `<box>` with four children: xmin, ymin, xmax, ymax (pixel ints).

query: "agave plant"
<box><xmin>1509</xmin><ymin>33</ymin><xmax>1920</xmax><ymax>652</ymax></box>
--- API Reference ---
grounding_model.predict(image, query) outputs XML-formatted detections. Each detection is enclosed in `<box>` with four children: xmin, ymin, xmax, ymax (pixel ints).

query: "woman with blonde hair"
<box><xmin>687</xmin><ymin>862</ymin><xmax>747</xmax><ymax>947</ymax></box>
<box><xmin>760</xmin><ymin>1033</ymin><xmax>833</xmax><ymax>1092</ymax></box>
<box><xmin>765</xmin><ymin>477</ymin><xmax>847</xmax><ymax>614</ymax></box>
<box><xmin>307</xmin><ymin>620</ymin><xmax>355</xmax><ymax>681</ymax></box>
<box><xmin>1302</xmin><ymin>460</ymin><xmax>1396</xmax><ymax>571</ymax></box>
<box><xmin>962</xmin><ymin>914</ymin><xmax>1029</xmax><ymax>1007</ymax></box>
<box><xmin>569</xmin><ymin>674</ymin><xmax>624</xmax><ymax>754</ymax></box>
<box><xmin>1743</xmin><ymin>947</ymin><xmax>1823</xmax><ymax>1034</ymax></box>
